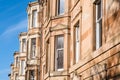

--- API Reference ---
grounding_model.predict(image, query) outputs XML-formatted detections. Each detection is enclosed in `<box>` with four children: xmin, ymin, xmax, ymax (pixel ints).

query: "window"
<box><xmin>46</xmin><ymin>40</ymin><xmax>50</xmax><ymax>73</ymax></box>
<box><xmin>32</xmin><ymin>10</ymin><xmax>37</xmax><ymax>27</ymax></box>
<box><xmin>31</xmin><ymin>38</ymin><xmax>36</xmax><ymax>58</ymax></box>
<box><xmin>21</xmin><ymin>60</ymin><xmax>25</xmax><ymax>75</ymax></box>
<box><xmin>55</xmin><ymin>36</ymin><xmax>64</xmax><ymax>71</ymax></box>
<box><xmin>15</xmin><ymin>74</ymin><xmax>18</xmax><ymax>80</ymax></box>
<box><xmin>57</xmin><ymin>0</ymin><xmax>65</xmax><ymax>15</ymax></box>
<box><xmin>16</xmin><ymin>57</ymin><xmax>19</xmax><ymax>67</ymax></box>
<box><xmin>95</xmin><ymin>0</ymin><xmax>102</xmax><ymax>49</ymax></box>
<box><xmin>22</xmin><ymin>39</ymin><xmax>26</xmax><ymax>52</ymax></box>
<box><xmin>75</xmin><ymin>22</ymin><xmax>80</xmax><ymax>63</ymax></box>
<box><xmin>29</xmin><ymin>70</ymin><xmax>35</xmax><ymax>80</ymax></box>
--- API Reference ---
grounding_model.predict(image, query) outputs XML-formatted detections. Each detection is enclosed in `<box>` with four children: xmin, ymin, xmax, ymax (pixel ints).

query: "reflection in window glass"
<box><xmin>31</xmin><ymin>38</ymin><xmax>36</xmax><ymax>58</ymax></box>
<box><xmin>30</xmin><ymin>70</ymin><xmax>35</xmax><ymax>80</ymax></box>
<box><xmin>96</xmin><ymin>0</ymin><xmax>102</xmax><ymax>49</ymax></box>
<box><xmin>75</xmin><ymin>22</ymin><xmax>80</xmax><ymax>63</ymax></box>
<box><xmin>32</xmin><ymin>10</ymin><xmax>37</xmax><ymax>27</ymax></box>
<box><xmin>58</xmin><ymin>0</ymin><xmax>65</xmax><ymax>15</ymax></box>
<box><xmin>55</xmin><ymin>36</ymin><xmax>64</xmax><ymax>70</ymax></box>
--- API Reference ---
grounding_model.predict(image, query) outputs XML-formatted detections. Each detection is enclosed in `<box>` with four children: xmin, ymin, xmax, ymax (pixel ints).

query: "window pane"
<box><xmin>31</xmin><ymin>38</ymin><xmax>36</xmax><ymax>58</ymax></box>
<box><xmin>46</xmin><ymin>40</ymin><xmax>50</xmax><ymax>73</ymax></box>
<box><xmin>75</xmin><ymin>41</ymin><xmax>79</xmax><ymax>63</ymax></box>
<box><xmin>57</xmin><ymin>50</ymin><xmax>63</xmax><ymax>69</ymax></box>
<box><xmin>30</xmin><ymin>70</ymin><xmax>35</xmax><ymax>80</ymax></box>
<box><xmin>58</xmin><ymin>0</ymin><xmax>65</xmax><ymax>15</ymax></box>
<box><xmin>75</xmin><ymin>22</ymin><xmax>80</xmax><ymax>63</ymax></box>
<box><xmin>76</xmin><ymin>26</ymin><xmax>79</xmax><ymax>42</ymax></box>
<box><xmin>96</xmin><ymin>20</ymin><xmax>102</xmax><ymax>49</ymax></box>
<box><xmin>15</xmin><ymin>74</ymin><xmax>18</xmax><ymax>80</ymax></box>
<box><xmin>56</xmin><ymin>36</ymin><xmax>64</xmax><ymax>70</ymax></box>
<box><xmin>97</xmin><ymin>1</ymin><xmax>101</xmax><ymax>19</ymax></box>
<box><xmin>21</xmin><ymin>60</ymin><xmax>25</xmax><ymax>75</ymax></box>
<box><xmin>95</xmin><ymin>0</ymin><xmax>102</xmax><ymax>49</ymax></box>
<box><xmin>22</xmin><ymin>39</ymin><xmax>26</xmax><ymax>52</ymax></box>
<box><xmin>32</xmin><ymin>10</ymin><xmax>37</xmax><ymax>27</ymax></box>
<box><xmin>16</xmin><ymin>57</ymin><xmax>19</xmax><ymax>67</ymax></box>
<box><xmin>57</xmin><ymin>36</ymin><xmax>64</xmax><ymax>49</ymax></box>
<box><xmin>21</xmin><ymin>61</ymin><xmax>23</xmax><ymax>75</ymax></box>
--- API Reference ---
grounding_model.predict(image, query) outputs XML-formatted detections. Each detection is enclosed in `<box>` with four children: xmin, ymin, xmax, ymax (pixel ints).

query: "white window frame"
<box><xmin>95</xmin><ymin>0</ymin><xmax>102</xmax><ymax>49</ymax></box>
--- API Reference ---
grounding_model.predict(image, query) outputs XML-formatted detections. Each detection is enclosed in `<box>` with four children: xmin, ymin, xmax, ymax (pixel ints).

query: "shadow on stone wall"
<box><xmin>88</xmin><ymin>53</ymin><xmax>120</xmax><ymax>80</ymax></box>
<box><xmin>105</xmin><ymin>0</ymin><xmax>120</xmax><ymax>41</ymax></box>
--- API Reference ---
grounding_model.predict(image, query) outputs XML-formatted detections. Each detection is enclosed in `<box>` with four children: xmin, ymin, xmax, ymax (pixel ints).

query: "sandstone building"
<box><xmin>9</xmin><ymin>0</ymin><xmax>120</xmax><ymax>80</ymax></box>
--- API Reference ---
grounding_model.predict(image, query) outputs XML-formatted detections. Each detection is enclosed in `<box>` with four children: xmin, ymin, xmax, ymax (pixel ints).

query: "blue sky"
<box><xmin>0</xmin><ymin>0</ymin><xmax>35</xmax><ymax>79</ymax></box>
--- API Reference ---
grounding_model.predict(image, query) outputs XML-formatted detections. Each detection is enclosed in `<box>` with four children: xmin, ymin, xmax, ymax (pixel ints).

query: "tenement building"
<box><xmin>9</xmin><ymin>32</ymin><xmax>27</xmax><ymax>80</ymax></box>
<box><xmin>9</xmin><ymin>0</ymin><xmax>120</xmax><ymax>80</ymax></box>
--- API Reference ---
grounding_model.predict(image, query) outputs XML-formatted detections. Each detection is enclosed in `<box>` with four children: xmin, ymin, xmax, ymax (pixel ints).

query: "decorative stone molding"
<box><xmin>51</xmin><ymin>24</ymin><xmax>69</xmax><ymax>31</ymax></box>
<box><xmin>73</xmin><ymin>71</ymin><xmax>81</xmax><ymax>80</ymax></box>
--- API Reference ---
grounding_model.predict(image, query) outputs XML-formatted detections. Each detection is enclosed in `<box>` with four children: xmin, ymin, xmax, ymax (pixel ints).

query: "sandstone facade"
<box><xmin>9</xmin><ymin>0</ymin><xmax>120</xmax><ymax>80</ymax></box>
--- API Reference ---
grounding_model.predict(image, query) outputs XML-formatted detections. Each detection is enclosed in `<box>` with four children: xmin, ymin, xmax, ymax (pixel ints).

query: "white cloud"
<box><xmin>0</xmin><ymin>19</ymin><xmax>27</xmax><ymax>38</ymax></box>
